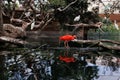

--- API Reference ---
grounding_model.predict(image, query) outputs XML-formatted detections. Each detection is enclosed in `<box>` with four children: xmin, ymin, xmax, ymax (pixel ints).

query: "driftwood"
<box><xmin>65</xmin><ymin>22</ymin><xmax>104</xmax><ymax>33</ymax></box>
<box><xmin>2</xmin><ymin>24</ymin><xmax>26</xmax><ymax>38</ymax></box>
<box><xmin>10</xmin><ymin>17</ymin><xmax>52</xmax><ymax>31</ymax></box>
<box><xmin>72</xmin><ymin>39</ymin><xmax>120</xmax><ymax>50</ymax></box>
<box><xmin>39</xmin><ymin>17</ymin><xmax>53</xmax><ymax>32</ymax></box>
<box><xmin>0</xmin><ymin>36</ymin><xmax>28</xmax><ymax>45</ymax></box>
<box><xmin>11</xmin><ymin>18</ymin><xmax>32</xmax><ymax>30</ymax></box>
<box><xmin>65</xmin><ymin>22</ymin><xmax>103</xmax><ymax>28</ymax></box>
<box><xmin>10</xmin><ymin>11</ymin><xmax>53</xmax><ymax>31</ymax></box>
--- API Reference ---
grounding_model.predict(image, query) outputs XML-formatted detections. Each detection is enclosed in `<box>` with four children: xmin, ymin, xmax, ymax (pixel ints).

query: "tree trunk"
<box><xmin>0</xmin><ymin>0</ymin><xmax>6</xmax><ymax>79</ymax></box>
<box><xmin>0</xmin><ymin>0</ymin><xmax>3</xmax><ymax>32</ymax></box>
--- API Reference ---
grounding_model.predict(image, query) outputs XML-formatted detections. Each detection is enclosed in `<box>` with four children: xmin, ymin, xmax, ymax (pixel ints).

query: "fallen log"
<box><xmin>0</xmin><ymin>36</ymin><xmax>28</xmax><ymax>45</ymax></box>
<box><xmin>2</xmin><ymin>24</ymin><xmax>26</xmax><ymax>38</ymax></box>
<box><xmin>99</xmin><ymin>42</ymin><xmax>120</xmax><ymax>50</ymax></box>
<box><xmin>100</xmin><ymin>39</ymin><xmax>120</xmax><ymax>45</ymax></box>
<box><xmin>72</xmin><ymin>39</ymin><xmax>120</xmax><ymax>50</ymax></box>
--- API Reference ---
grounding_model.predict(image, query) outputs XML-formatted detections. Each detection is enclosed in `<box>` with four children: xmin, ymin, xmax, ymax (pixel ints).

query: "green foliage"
<box><xmin>100</xmin><ymin>17</ymin><xmax>120</xmax><ymax>32</ymax></box>
<box><xmin>102</xmin><ymin>24</ymin><xmax>119</xmax><ymax>32</ymax></box>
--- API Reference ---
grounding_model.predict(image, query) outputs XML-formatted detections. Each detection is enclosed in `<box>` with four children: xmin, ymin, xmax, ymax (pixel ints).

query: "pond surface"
<box><xmin>88</xmin><ymin>32</ymin><xmax>120</xmax><ymax>41</ymax></box>
<box><xmin>95</xmin><ymin>64</ymin><xmax>120</xmax><ymax>80</ymax></box>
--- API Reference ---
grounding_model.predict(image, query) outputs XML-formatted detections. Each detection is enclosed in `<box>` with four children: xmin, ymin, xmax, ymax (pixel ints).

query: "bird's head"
<box><xmin>73</xmin><ymin>35</ymin><xmax>77</xmax><ymax>39</ymax></box>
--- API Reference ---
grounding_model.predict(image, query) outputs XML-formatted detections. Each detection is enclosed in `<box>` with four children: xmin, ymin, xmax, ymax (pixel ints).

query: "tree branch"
<box><xmin>58</xmin><ymin>0</ymin><xmax>78</xmax><ymax>12</ymax></box>
<box><xmin>65</xmin><ymin>22</ymin><xmax>103</xmax><ymax>33</ymax></box>
<box><xmin>65</xmin><ymin>22</ymin><xmax>103</xmax><ymax>28</ymax></box>
<box><xmin>0</xmin><ymin>36</ymin><xmax>28</xmax><ymax>45</ymax></box>
<box><xmin>3</xmin><ymin>24</ymin><xmax>26</xmax><ymax>38</ymax></box>
<box><xmin>72</xmin><ymin>39</ymin><xmax>120</xmax><ymax>50</ymax></box>
<box><xmin>10</xmin><ymin>18</ymin><xmax>31</xmax><ymax>30</ymax></box>
<box><xmin>39</xmin><ymin>17</ymin><xmax>53</xmax><ymax>32</ymax></box>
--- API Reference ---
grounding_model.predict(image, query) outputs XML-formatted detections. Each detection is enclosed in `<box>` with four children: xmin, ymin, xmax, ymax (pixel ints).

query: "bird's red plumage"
<box><xmin>59</xmin><ymin>56</ymin><xmax>75</xmax><ymax>63</ymax></box>
<box><xmin>59</xmin><ymin>35</ymin><xmax>76</xmax><ymax>41</ymax></box>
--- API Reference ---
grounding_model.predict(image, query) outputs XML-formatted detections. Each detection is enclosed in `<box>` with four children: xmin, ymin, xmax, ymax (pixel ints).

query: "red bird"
<box><xmin>59</xmin><ymin>34</ymin><xmax>76</xmax><ymax>48</ymax></box>
<box><xmin>59</xmin><ymin>56</ymin><xmax>75</xmax><ymax>63</ymax></box>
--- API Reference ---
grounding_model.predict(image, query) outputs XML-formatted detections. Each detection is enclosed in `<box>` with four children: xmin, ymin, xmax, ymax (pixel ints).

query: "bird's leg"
<box><xmin>64</xmin><ymin>41</ymin><xmax>67</xmax><ymax>49</ymax></box>
<box><xmin>66</xmin><ymin>41</ymin><xmax>70</xmax><ymax>49</ymax></box>
<box><xmin>64</xmin><ymin>41</ymin><xmax>70</xmax><ymax>56</ymax></box>
<box><xmin>64</xmin><ymin>41</ymin><xmax>69</xmax><ymax>49</ymax></box>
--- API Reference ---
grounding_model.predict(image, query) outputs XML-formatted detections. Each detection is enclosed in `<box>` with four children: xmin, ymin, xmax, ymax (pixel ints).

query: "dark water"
<box><xmin>1</xmin><ymin>31</ymin><xmax>120</xmax><ymax>80</ymax></box>
<box><xmin>88</xmin><ymin>32</ymin><xmax>120</xmax><ymax>41</ymax></box>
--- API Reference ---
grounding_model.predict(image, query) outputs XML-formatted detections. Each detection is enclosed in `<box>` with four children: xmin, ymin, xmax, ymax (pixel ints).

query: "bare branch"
<box><xmin>10</xmin><ymin>18</ymin><xmax>24</xmax><ymax>23</ymax></box>
<box><xmin>3</xmin><ymin>24</ymin><xmax>26</xmax><ymax>38</ymax></box>
<box><xmin>39</xmin><ymin>17</ymin><xmax>53</xmax><ymax>32</ymax></box>
<box><xmin>65</xmin><ymin>22</ymin><xmax>103</xmax><ymax>28</ymax></box>
<box><xmin>0</xmin><ymin>36</ymin><xmax>28</xmax><ymax>45</ymax></box>
<box><xmin>65</xmin><ymin>22</ymin><xmax>103</xmax><ymax>33</ymax></box>
<box><xmin>72</xmin><ymin>39</ymin><xmax>120</xmax><ymax>50</ymax></box>
<box><xmin>58</xmin><ymin>0</ymin><xmax>78</xmax><ymax>12</ymax></box>
<box><xmin>99</xmin><ymin>42</ymin><xmax>120</xmax><ymax>50</ymax></box>
<box><xmin>32</xmin><ymin>21</ymin><xmax>45</xmax><ymax>30</ymax></box>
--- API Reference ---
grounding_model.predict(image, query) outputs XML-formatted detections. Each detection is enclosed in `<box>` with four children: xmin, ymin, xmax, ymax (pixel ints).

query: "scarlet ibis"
<box><xmin>59</xmin><ymin>34</ymin><xmax>76</xmax><ymax>48</ymax></box>
<box><xmin>59</xmin><ymin>56</ymin><xmax>75</xmax><ymax>63</ymax></box>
